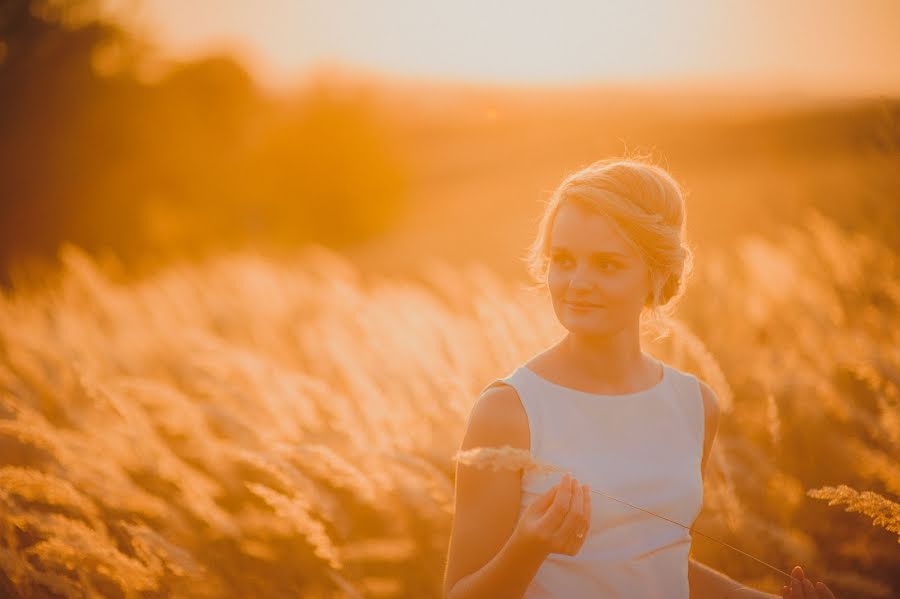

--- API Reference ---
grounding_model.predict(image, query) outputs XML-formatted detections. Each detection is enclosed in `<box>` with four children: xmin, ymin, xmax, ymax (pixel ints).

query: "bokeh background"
<box><xmin>1</xmin><ymin>1</ymin><xmax>898</xmax><ymax>597</ymax></box>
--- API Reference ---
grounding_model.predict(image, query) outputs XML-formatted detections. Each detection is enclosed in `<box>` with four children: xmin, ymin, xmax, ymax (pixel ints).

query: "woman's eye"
<box><xmin>552</xmin><ymin>255</ymin><xmax>572</xmax><ymax>266</ymax></box>
<box><xmin>599</xmin><ymin>262</ymin><xmax>618</xmax><ymax>271</ymax></box>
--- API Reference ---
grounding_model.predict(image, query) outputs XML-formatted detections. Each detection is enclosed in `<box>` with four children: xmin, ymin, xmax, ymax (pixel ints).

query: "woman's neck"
<box><xmin>558</xmin><ymin>331</ymin><xmax>649</xmax><ymax>385</ymax></box>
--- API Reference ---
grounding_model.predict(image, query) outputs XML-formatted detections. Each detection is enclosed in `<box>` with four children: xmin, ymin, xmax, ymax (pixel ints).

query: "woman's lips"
<box><xmin>565</xmin><ymin>301</ymin><xmax>604</xmax><ymax>309</ymax></box>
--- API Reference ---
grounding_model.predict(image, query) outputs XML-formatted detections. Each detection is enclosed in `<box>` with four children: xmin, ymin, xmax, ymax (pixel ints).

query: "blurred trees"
<box><xmin>0</xmin><ymin>0</ymin><xmax>410</xmax><ymax>286</ymax></box>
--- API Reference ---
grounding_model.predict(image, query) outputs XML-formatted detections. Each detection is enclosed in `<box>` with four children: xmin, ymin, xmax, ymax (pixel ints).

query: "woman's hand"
<box><xmin>513</xmin><ymin>472</ymin><xmax>592</xmax><ymax>557</ymax></box>
<box><xmin>780</xmin><ymin>565</ymin><xmax>837</xmax><ymax>599</ymax></box>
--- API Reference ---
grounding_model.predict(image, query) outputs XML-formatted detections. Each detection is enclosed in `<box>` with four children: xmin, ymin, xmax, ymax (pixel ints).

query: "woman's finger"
<box><xmin>814</xmin><ymin>581</ymin><xmax>836</xmax><ymax>599</ymax></box>
<box><xmin>791</xmin><ymin>577</ymin><xmax>804</xmax><ymax>598</ymax></box>
<box><xmin>568</xmin><ymin>479</ymin><xmax>584</xmax><ymax>542</ymax></box>
<box><xmin>556</xmin><ymin>478</ymin><xmax>584</xmax><ymax>542</ymax></box>
<box><xmin>529</xmin><ymin>484</ymin><xmax>557</xmax><ymax>515</ymax></box>
<box><xmin>539</xmin><ymin>473</ymin><xmax>572</xmax><ymax>530</ymax></box>
<box><xmin>571</xmin><ymin>483</ymin><xmax>590</xmax><ymax>553</ymax></box>
<box><xmin>781</xmin><ymin>584</ymin><xmax>790</xmax><ymax>599</ymax></box>
<box><xmin>790</xmin><ymin>565</ymin><xmax>811</xmax><ymax>599</ymax></box>
<box><xmin>556</xmin><ymin>478</ymin><xmax>584</xmax><ymax>554</ymax></box>
<box><xmin>581</xmin><ymin>483</ymin><xmax>591</xmax><ymax>535</ymax></box>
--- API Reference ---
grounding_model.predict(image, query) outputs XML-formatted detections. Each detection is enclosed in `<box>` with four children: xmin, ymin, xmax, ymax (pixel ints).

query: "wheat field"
<box><xmin>0</xmin><ymin>207</ymin><xmax>898</xmax><ymax>598</ymax></box>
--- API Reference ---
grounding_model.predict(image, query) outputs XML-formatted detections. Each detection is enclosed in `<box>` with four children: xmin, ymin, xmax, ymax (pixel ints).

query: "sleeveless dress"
<box><xmin>480</xmin><ymin>357</ymin><xmax>705</xmax><ymax>599</ymax></box>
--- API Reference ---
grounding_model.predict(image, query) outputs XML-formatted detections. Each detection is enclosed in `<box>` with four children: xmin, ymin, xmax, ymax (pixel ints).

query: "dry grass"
<box><xmin>807</xmin><ymin>485</ymin><xmax>900</xmax><ymax>543</ymax></box>
<box><xmin>1</xmin><ymin>206</ymin><xmax>899</xmax><ymax>597</ymax></box>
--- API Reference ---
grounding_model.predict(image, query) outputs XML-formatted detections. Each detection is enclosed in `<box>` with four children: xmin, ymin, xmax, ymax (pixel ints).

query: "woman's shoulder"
<box><xmin>461</xmin><ymin>380</ymin><xmax>530</xmax><ymax>451</ymax></box>
<box><xmin>662</xmin><ymin>362</ymin><xmax>719</xmax><ymax>407</ymax></box>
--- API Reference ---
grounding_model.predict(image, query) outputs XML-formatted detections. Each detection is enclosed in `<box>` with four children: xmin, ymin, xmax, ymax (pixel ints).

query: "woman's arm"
<box><xmin>691</xmin><ymin>384</ymin><xmax>778</xmax><ymax>598</ymax></box>
<box><xmin>443</xmin><ymin>385</ymin><xmax>545</xmax><ymax>599</ymax></box>
<box><xmin>447</xmin><ymin>532</ymin><xmax>549</xmax><ymax>599</ymax></box>
<box><xmin>689</xmin><ymin>557</ymin><xmax>742</xmax><ymax>598</ymax></box>
<box><xmin>727</xmin><ymin>590</ymin><xmax>780</xmax><ymax>599</ymax></box>
<box><xmin>689</xmin><ymin>558</ymin><xmax>779</xmax><ymax>598</ymax></box>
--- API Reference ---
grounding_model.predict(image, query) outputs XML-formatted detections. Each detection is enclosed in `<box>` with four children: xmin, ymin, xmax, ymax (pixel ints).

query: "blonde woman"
<box><xmin>443</xmin><ymin>158</ymin><xmax>838</xmax><ymax>598</ymax></box>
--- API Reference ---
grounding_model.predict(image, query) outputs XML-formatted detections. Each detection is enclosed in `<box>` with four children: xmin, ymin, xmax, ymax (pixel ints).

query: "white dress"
<box><xmin>481</xmin><ymin>358</ymin><xmax>705</xmax><ymax>598</ymax></box>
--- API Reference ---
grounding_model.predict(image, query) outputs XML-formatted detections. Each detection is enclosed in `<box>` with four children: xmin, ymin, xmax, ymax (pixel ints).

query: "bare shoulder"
<box><xmin>695</xmin><ymin>378</ymin><xmax>721</xmax><ymax>480</ymax></box>
<box><xmin>443</xmin><ymin>383</ymin><xmax>529</xmax><ymax>596</ymax></box>
<box><xmin>461</xmin><ymin>382</ymin><xmax>530</xmax><ymax>452</ymax></box>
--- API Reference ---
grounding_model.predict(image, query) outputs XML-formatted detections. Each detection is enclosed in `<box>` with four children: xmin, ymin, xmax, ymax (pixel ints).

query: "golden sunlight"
<box><xmin>1</xmin><ymin>1</ymin><xmax>898</xmax><ymax>597</ymax></box>
<box><xmin>109</xmin><ymin>0</ymin><xmax>900</xmax><ymax>95</ymax></box>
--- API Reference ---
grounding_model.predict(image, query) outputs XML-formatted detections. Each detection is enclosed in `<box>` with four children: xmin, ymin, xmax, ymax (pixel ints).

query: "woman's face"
<box><xmin>546</xmin><ymin>202</ymin><xmax>652</xmax><ymax>336</ymax></box>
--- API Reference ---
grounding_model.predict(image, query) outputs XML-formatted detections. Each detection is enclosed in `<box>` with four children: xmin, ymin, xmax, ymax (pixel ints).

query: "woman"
<box><xmin>442</xmin><ymin>157</ymin><xmax>837</xmax><ymax>598</ymax></box>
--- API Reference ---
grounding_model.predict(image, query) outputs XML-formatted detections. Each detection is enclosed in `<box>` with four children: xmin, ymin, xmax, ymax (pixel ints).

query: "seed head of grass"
<box><xmin>807</xmin><ymin>484</ymin><xmax>900</xmax><ymax>543</ymax></box>
<box><xmin>452</xmin><ymin>445</ymin><xmax>562</xmax><ymax>477</ymax></box>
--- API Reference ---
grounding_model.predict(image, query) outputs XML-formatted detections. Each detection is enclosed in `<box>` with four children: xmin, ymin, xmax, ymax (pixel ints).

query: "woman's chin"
<box><xmin>560</xmin><ymin>315</ymin><xmax>609</xmax><ymax>335</ymax></box>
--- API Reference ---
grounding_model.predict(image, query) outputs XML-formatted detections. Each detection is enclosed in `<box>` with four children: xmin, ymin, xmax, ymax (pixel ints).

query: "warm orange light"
<box><xmin>107</xmin><ymin>0</ymin><xmax>900</xmax><ymax>96</ymax></box>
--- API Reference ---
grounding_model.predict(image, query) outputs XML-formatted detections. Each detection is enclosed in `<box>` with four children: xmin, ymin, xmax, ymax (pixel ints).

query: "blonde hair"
<box><xmin>524</xmin><ymin>154</ymin><xmax>694</xmax><ymax>336</ymax></box>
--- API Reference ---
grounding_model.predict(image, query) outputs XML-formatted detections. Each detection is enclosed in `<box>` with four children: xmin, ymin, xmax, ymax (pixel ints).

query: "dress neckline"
<box><xmin>519</xmin><ymin>358</ymin><xmax>669</xmax><ymax>400</ymax></box>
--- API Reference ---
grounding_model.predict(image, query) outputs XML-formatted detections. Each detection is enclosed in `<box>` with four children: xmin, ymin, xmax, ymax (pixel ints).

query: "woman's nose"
<box><xmin>570</xmin><ymin>270</ymin><xmax>596</xmax><ymax>290</ymax></box>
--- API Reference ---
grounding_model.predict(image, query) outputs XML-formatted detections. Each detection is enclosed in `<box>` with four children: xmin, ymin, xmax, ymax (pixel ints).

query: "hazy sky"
<box><xmin>111</xmin><ymin>0</ymin><xmax>900</xmax><ymax>95</ymax></box>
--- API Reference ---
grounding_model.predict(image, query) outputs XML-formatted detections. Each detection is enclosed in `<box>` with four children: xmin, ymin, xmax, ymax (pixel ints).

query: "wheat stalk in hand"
<box><xmin>453</xmin><ymin>445</ymin><xmax>794</xmax><ymax>580</ymax></box>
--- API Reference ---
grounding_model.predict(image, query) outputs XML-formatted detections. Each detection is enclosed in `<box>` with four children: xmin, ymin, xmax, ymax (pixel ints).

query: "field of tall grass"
<box><xmin>1</xmin><ymin>204</ymin><xmax>898</xmax><ymax>597</ymax></box>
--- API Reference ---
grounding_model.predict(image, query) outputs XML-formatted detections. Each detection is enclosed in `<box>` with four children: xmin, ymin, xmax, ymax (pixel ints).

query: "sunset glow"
<box><xmin>2</xmin><ymin>1</ymin><xmax>899</xmax><ymax>596</ymax></box>
<box><xmin>110</xmin><ymin>0</ymin><xmax>900</xmax><ymax>95</ymax></box>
